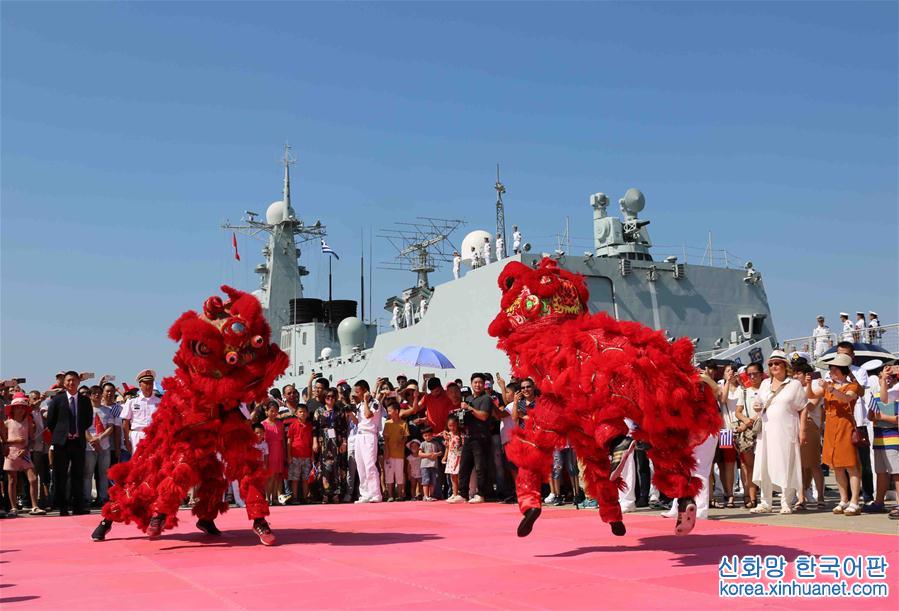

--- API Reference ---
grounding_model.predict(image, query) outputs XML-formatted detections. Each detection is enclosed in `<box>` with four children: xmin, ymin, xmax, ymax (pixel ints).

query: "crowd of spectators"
<box><xmin>2</xmin><ymin>350</ymin><xmax>897</xmax><ymax>523</ymax></box>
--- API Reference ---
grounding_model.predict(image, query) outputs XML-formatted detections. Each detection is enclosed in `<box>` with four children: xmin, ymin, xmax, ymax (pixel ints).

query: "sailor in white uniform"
<box><xmin>419</xmin><ymin>297</ymin><xmax>428</xmax><ymax>319</ymax></box>
<box><xmin>867</xmin><ymin>311</ymin><xmax>881</xmax><ymax>343</ymax></box>
<box><xmin>403</xmin><ymin>300</ymin><xmax>413</xmax><ymax>328</ymax></box>
<box><xmin>495</xmin><ymin>235</ymin><xmax>504</xmax><ymax>261</ymax></box>
<box><xmin>839</xmin><ymin>312</ymin><xmax>853</xmax><ymax>342</ymax></box>
<box><xmin>391</xmin><ymin>304</ymin><xmax>400</xmax><ymax>331</ymax></box>
<box><xmin>512</xmin><ymin>226</ymin><xmax>522</xmax><ymax>254</ymax></box>
<box><xmin>452</xmin><ymin>251</ymin><xmax>461</xmax><ymax>280</ymax></box>
<box><xmin>482</xmin><ymin>237</ymin><xmax>492</xmax><ymax>265</ymax></box>
<box><xmin>812</xmin><ymin>315</ymin><xmax>831</xmax><ymax>358</ymax></box>
<box><xmin>119</xmin><ymin>369</ymin><xmax>161</xmax><ymax>454</ymax></box>
<box><xmin>470</xmin><ymin>246</ymin><xmax>482</xmax><ymax>269</ymax></box>
<box><xmin>854</xmin><ymin>311</ymin><xmax>866</xmax><ymax>342</ymax></box>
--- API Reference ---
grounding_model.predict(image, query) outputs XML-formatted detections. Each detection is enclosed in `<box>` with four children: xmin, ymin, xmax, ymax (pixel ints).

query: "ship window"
<box><xmin>740</xmin><ymin>317</ymin><xmax>751</xmax><ymax>334</ymax></box>
<box><xmin>302</xmin><ymin>332</ymin><xmax>307</xmax><ymax>345</ymax></box>
<box><xmin>752</xmin><ymin>317</ymin><xmax>764</xmax><ymax>335</ymax></box>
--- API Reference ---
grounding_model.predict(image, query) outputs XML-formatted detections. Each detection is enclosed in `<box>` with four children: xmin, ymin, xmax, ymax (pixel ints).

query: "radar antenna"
<box><xmin>495</xmin><ymin>164</ymin><xmax>507</xmax><ymax>258</ymax></box>
<box><xmin>378</xmin><ymin>217</ymin><xmax>464</xmax><ymax>289</ymax></box>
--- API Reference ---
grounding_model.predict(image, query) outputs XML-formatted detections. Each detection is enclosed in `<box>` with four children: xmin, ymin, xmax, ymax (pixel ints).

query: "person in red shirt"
<box><xmin>401</xmin><ymin>377</ymin><xmax>453</xmax><ymax>434</ymax></box>
<box><xmin>287</xmin><ymin>405</ymin><xmax>314</xmax><ymax>504</ymax></box>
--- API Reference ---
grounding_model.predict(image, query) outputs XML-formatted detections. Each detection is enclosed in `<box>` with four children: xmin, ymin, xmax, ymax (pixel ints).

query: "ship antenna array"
<box><xmin>222</xmin><ymin>143</ymin><xmax>327</xmax><ymax>246</ymax></box>
<box><xmin>377</xmin><ymin>217</ymin><xmax>464</xmax><ymax>289</ymax></box>
<box><xmin>495</xmin><ymin>164</ymin><xmax>508</xmax><ymax>259</ymax></box>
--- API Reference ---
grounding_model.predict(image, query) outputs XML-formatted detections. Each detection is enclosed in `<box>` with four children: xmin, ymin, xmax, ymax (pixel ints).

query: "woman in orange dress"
<box><xmin>807</xmin><ymin>353</ymin><xmax>862</xmax><ymax>516</ymax></box>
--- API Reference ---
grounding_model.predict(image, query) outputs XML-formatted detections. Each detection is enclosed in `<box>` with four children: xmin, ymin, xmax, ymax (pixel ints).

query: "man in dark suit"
<box><xmin>46</xmin><ymin>370</ymin><xmax>93</xmax><ymax>515</ymax></box>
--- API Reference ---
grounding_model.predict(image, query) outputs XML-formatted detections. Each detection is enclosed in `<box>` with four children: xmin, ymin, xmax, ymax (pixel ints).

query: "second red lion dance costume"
<box><xmin>488</xmin><ymin>259</ymin><xmax>721</xmax><ymax>538</ymax></box>
<box><xmin>91</xmin><ymin>286</ymin><xmax>289</xmax><ymax>545</ymax></box>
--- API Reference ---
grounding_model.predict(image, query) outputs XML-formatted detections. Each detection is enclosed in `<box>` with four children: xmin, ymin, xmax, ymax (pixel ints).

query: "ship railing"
<box><xmin>781</xmin><ymin>323</ymin><xmax>898</xmax><ymax>359</ymax></box>
<box><xmin>693</xmin><ymin>323</ymin><xmax>898</xmax><ymax>364</ymax></box>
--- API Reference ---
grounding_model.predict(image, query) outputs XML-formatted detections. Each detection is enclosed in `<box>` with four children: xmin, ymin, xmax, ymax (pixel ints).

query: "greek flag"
<box><xmin>321</xmin><ymin>239</ymin><xmax>339</xmax><ymax>260</ymax></box>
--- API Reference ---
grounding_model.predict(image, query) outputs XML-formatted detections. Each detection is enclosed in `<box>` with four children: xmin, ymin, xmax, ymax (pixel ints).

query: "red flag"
<box><xmin>94</xmin><ymin>414</ymin><xmax>105</xmax><ymax>434</ymax></box>
<box><xmin>232</xmin><ymin>232</ymin><xmax>241</xmax><ymax>261</ymax></box>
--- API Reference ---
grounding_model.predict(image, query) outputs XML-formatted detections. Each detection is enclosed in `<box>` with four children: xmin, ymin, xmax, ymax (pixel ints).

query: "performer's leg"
<box><xmin>191</xmin><ymin>453</ymin><xmax>229</xmax><ymax>522</ymax></box>
<box><xmin>570</xmin><ymin>435</ymin><xmax>625</xmax><ymax>531</ymax></box>
<box><xmin>220</xmin><ymin>411</ymin><xmax>269</xmax><ymax>521</ymax></box>
<box><xmin>505</xmin><ymin>394</ymin><xmax>568</xmax><ymax>536</ymax></box>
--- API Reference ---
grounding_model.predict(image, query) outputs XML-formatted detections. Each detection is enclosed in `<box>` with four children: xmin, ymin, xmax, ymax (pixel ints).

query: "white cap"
<box><xmin>856</xmin><ymin>311</ymin><xmax>864</xmax><ymax>315</ymax></box>
<box><xmin>839</xmin><ymin>312</ymin><xmax>849</xmax><ymax>318</ymax></box>
<box><xmin>869</xmin><ymin>311</ymin><xmax>878</xmax><ymax>317</ymax></box>
<box><xmin>816</xmin><ymin>314</ymin><xmax>825</xmax><ymax>320</ymax></box>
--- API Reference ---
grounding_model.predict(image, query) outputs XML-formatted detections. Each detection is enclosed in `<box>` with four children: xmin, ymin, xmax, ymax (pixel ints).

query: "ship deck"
<box><xmin>1</xmin><ymin>502</ymin><xmax>896</xmax><ymax>609</ymax></box>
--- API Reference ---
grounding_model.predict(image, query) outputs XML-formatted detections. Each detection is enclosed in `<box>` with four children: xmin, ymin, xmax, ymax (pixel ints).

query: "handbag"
<box><xmin>735</xmin><ymin>384</ymin><xmax>781</xmax><ymax>453</ymax></box>
<box><xmin>851</xmin><ymin>427</ymin><xmax>869</xmax><ymax>448</ymax></box>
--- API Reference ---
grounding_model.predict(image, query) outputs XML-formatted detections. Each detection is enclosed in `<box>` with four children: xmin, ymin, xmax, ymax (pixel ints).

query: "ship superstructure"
<box><xmin>228</xmin><ymin>152</ymin><xmax>778</xmax><ymax>387</ymax></box>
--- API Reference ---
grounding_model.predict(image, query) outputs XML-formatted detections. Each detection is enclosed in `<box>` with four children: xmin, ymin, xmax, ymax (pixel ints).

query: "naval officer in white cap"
<box><xmin>839</xmin><ymin>312</ymin><xmax>853</xmax><ymax>342</ymax></box>
<box><xmin>119</xmin><ymin>369</ymin><xmax>161</xmax><ymax>454</ymax></box>
<box><xmin>867</xmin><ymin>311</ymin><xmax>881</xmax><ymax>342</ymax></box>
<box><xmin>812</xmin><ymin>315</ymin><xmax>831</xmax><ymax>358</ymax></box>
<box><xmin>854</xmin><ymin>311</ymin><xmax>867</xmax><ymax>342</ymax></box>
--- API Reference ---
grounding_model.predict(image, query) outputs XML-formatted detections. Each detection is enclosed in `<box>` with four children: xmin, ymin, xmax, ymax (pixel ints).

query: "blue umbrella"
<box><xmin>386</xmin><ymin>345</ymin><xmax>455</xmax><ymax>369</ymax></box>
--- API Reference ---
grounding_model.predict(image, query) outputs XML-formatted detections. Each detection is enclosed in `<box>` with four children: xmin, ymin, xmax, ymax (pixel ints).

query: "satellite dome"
<box><xmin>619</xmin><ymin>188</ymin><xmax>645</xmax><ymax>216</ymax></box>
<box><xmin>266</xmin><ymin>200</ymin><xmax>287</xmax><ymax>225</ymax></box>
<box><xmin>320</xmin><ymin>347</ymin><xmax>334</xmax><ymax>360</ymax></box>
<box><xmin>337</xmin><ymin>316</ymin><xmax>366</xmax><ymax>355</ymax></box>
<box><xmin>460</xmin><ymin>230</ymin><xmax>492</xmax><ymax>268</ymax></box>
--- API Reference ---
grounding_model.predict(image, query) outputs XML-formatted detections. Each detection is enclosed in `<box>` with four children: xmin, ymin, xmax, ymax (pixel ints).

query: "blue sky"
<box><xmin>2</xmin><ymin>2</ymin><xmax>896</xmax><ymax>389</ymax></box>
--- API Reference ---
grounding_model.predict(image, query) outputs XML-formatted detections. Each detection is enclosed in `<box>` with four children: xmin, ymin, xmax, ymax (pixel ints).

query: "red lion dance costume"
<box><xmin>488</xmin><ymin>259</ymin><xmax>720</xmax><ymax>538</ymax></box>
<box><xmin>91</xmin><ymin>286</ymin><xmax>289</xmax><ymax>545</ymax></box>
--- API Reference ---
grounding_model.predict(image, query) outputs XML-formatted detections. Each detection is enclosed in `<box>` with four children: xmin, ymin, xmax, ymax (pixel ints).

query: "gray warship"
<box><xmin>225</xmin><ymin>148</ymin><xmax>777</xmax><ymax>388</ymax></box>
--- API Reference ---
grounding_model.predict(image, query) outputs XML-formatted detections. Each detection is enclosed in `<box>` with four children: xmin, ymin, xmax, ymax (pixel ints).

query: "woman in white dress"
<box><xmin>751</xmin><ymin>350</ymin><xmax>807</xmax><ymax>514</ymax></box>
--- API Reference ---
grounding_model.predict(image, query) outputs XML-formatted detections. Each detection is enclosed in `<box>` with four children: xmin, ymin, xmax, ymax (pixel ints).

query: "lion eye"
<box><xmin>504</xmin><ymin>277</ymin><xmax>514</xmax><ymax>290</ymax></box>
<box><xmin>251</xmin><ymin>335</ymin><xmax>265</xmax><ymax>348</ymax></box>
<box><xmin>191</xmin><ymin>341</ymin><xmax>211</xmax><ymax>357</ymax></box>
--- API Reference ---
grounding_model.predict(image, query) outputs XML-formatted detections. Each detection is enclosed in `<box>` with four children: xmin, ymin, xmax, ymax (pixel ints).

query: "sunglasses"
<box><xmin>520</xmin><ymin>385</ymin><xmax>534</xmax><ymax>390</ymax></box>
<box><xmin>767</xmin><ymin>361</ymin><xmax>785</xmax><ymax>367</ymax></box>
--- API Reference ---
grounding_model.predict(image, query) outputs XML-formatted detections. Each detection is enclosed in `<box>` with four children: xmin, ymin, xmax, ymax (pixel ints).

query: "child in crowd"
<box><xmin>419</xmin><ymin>428</ymin><xmax>441</xmax><ymax>501</ymax></box>
<box><xmin>406</xmin><ymin>439</ymin><xmax>423</xmax><ymax>500</ymax></box>
<box><xmin>441</xmin><ymin>415</ymin><xmax>464</xmax><ymax>502</ymax></box>
<box><xmin>2</xmin><ymin>393</ymin><xmax>44</xmax><ymax>515</ymax></box>
<box><xmin>382</xmin><ymin>400</ymin><xmax>409</xmax><ymax>501</ymax></box>
<box><xmin>262</xmin><ymin>402</ymin><xmax>286</xmax><ymax>505</ymax></box>
<box><xmin>287</xmin><ymin>404</ymin><xmax>314</xmax><ymax>504</ymax></box>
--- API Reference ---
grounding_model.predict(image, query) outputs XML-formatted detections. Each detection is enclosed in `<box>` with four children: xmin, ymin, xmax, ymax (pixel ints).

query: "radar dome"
<box><xmin>460</xmin><ymin>230</ymin><xmax>492</xmax><ymax>268</ymax></box>
<box><xmin>266</xmin><ymin>200</ymin><xmax>287</xmax><ymax>225</ymax></box>
<box><xmin>337</xmin><ymin>316</ymin><xmax>366</xmax><ymax>355</ymax></box>
<box><xmin>320</xmin><ymin>347</ymin><xmax>334</xmax><ymax>360</ymax></box>
<box><xmin>619</xmin><ymin>188</ymin><xmax>645</xmax><ymax>216</ymax></box>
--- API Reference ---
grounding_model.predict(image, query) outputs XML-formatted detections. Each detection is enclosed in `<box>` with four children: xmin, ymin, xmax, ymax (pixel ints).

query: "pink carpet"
<box><xmin>1</xmin><ymin>503</ymin><xmax>896</xmax><ymax>609</ymax></box>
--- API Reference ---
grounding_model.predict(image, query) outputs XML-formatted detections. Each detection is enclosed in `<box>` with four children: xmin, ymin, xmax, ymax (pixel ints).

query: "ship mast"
<box><xmin>222</xmin><ymin>143</ymin><xmax>326</xmax><ymax>342</ymax></box>
<box><xmin>494</xmin><ymin>164</ymin><xmax>507</xmax><ymax>258</ymax></box>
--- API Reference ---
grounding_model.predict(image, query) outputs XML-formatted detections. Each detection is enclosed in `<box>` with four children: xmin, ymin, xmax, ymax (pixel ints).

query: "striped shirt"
<box><xmin>872</xmin><ymin>386</ymin><xmax>899</xmax><ymax>450</ymax></box>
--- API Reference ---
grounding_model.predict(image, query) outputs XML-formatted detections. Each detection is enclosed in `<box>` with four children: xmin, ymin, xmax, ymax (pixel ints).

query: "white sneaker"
<box><xmin>468</xmin><ymin>495</ymin><xmax>485</xmax><ymax>504</ymax></box>
<box><xmin>779</xmin><ymin>505</ymin><xmax>793</xmax><ymax>515</ymax></box>
<box><xmin>278</xmin><ymin>493</ymin><xmax>292</xmax><ymax>505</ymax></box>
<box><xmin>544</xmin><ymin>493</ymin><xmax>557</xmax><ymax>504</ymax></box>
<box><xmin>447</xmin><ymin>495</ymin><xmax>465</xmax><ymax>504</ymax></box>
<box><xmin>750</xmin><ymin>502</ymin><xmax>773</xmax><ymax>514</ymax></box>
<box><xmin>355</xmin><ymin>498</ymin><xmax>371</xmax><ymax>504</ymax></box>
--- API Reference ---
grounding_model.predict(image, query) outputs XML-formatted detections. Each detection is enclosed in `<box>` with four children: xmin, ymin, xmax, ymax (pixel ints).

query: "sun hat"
<box><xmin>824</xmin><ymin>353</ymin><xmax>853</xmax><ymax>368</ymax></box>
<box><xmin>767</xmin><ymin>350</ymin><xmax>789</xmax><ymax>363</ymax></box>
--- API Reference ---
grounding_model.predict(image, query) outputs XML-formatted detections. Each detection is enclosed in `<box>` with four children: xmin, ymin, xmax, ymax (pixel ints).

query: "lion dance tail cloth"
<box><xmin>98</xmin><ymin>286</ymin><xmax>289</xmax><ymax>543</ymax></box>
<box><xmin>488</xmin><ymin>259</ymin><xmax>721</xmax><ymax>537</ymax></box>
